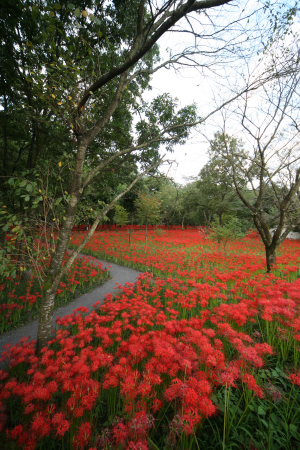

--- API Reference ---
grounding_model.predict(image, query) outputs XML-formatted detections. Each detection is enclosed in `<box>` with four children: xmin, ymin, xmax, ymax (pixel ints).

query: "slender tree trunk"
<box><xmin>36</xmin><ymin>215</ymin><xmax>79</xmax><ymax>351</ymax></box>
<box><xmin>36</xmin><ymin>141</ymin><xmax>87</xmax><ymax>351</ymax></box>
<box><xmin>181</xmin><ymin>215</ymin><xmax>185</xmax><ymax>230</ymax></box>
<box><xmin>36</xmin><ymin>148</ymin><xmax>148</xmax><ymax>351</ymax></box>
<box><xmin>128</xmin><ymin>228</ymin><xmax>133</xmax><ymax>245</ymax></box>
<box><xmin>218</xmin><ymin>212</ymin><xmax>223</xmax><ymax>226</ymax></box>
<box><xmin>36</xmin><ymin>286</ymin><xmax>59</xmax><ymax>350</ymax></box>
<box><xmin>36</xmin><ymin>212</ymin><xmax>79</xmax><ymax>351</ymax></box>
<box><xmin>265</xmin><ymin>244</ymin><xmax>277</xmax><ymax>273</ymax></box>
<box><xmin>2</xmin><ymin>93</ymin><xmax>8</xmax><ymax>175</ymax></box>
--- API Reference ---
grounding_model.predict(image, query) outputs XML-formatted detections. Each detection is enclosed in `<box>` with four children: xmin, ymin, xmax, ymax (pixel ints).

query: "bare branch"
<box><xmin>77</xmin><ymin>0</ymin><xmax>232</xmax><ymax>113</ymax></box>
<box><xmin>61</xmin><ymin>160</ymin><xmax>164</xmax><ymax>275</ymax></box>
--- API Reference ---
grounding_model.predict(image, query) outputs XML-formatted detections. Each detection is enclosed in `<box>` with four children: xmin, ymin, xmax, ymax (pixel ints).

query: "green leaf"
<box><xmin>257</xmin><ymin>406</ymin><xmax>266</xmax><ymax>416</ymax></box>
<box><xmin>290</xmin><ymin>424</ymin><xmax>298</xmax><ymax>437</ymax></box>
<box><xmin>260</xmin><ymin>419</ymin><xmax>269</xmax><ymax>428</ymax></box>
<box><xmin>270</xmin><ymin>413</ymin><xmax>279</xmax><ymax>424</ymax></box>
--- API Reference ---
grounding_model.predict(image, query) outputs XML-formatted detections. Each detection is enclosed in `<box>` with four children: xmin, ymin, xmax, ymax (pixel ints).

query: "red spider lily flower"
<box><xmin>31</xmin><ymin>412</ymin><xmax>51</xmax><ymax>437</ymax></box>
<box><xmin>74</xmin><ymin>421</ymin><xmax>92</xmax><ymax>449</ymax></box>
<box><xmin>52</xmin><ymin>412</ymin><xmax>70</xmax><ymax>436</ymax></box>
<box><xmin>241</xmin><ymin>373</ymin><xmax>264</xmax><ymax>398</ymax></box>
<box><xmin>290</xmin><ymin>372</ymin><xmax>300</xmax><ymax>385</ymax></box>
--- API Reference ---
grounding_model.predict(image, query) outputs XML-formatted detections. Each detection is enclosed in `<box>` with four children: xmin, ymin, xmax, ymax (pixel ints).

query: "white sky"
<box><xmin>149</xmin><ymin>63</ymin><xmax>214</xmax><ymax>184</ymax></box>
<box><xmin>146</xmin><ymin>0</ymin><xmax>299</xmax><ymax>184</ymax></box>
<box><xmin>144</xmin><ymin>2</ymin><xmax>250</xmax><ymax>184</ymax></box>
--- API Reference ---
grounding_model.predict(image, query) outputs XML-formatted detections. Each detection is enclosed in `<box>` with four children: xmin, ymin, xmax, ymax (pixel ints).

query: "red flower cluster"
<box><xmin>0</xmin><ymin>255</ymin><xmax>108</xmax><ymax>333</ymax></box>
<box><xmin>1</xmin><ymin>229</ymin><xmax>300</xmax><ymax>449</ymax></box>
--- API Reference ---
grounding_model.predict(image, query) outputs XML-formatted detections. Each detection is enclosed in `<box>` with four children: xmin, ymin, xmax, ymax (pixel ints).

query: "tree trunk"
<box><xmin>218</xmin><ymin>212</ymin><xmax>223</xmax><ymax>226</ymax></box>
<box><xmin>36</xmin><ymin>223</ymin><xmax>77</xmax><ymax>352</ymax></box>
<box><xmin>265</xmin><ymin>245</ymin><xmax>277</xmax><ymax>273</ymax></box>
<box><xmin>36</xmin><ymin>147</ymin><xmax>147</xmax><ymax>352</ymax></box>
<box><xmin>181</xmin><ymin>215</ymin><xmax>185</xmax><ymax>230</ymax></box>
<box><xmin>36</xmin><ymin>142</ymin><xmax>87</xmax><ymax>351</ymax></box>
<box><xmin>36</xmin><ymin>286</ymin><xmax>59</xmax><ymax>351</ymax></box>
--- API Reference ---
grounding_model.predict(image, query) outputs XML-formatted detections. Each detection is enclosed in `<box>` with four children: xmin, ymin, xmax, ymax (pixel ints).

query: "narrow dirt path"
<box><xmin>0</xmin><ymin>258</ymin><xmax>142</xmax><ymax>356</ymax></box>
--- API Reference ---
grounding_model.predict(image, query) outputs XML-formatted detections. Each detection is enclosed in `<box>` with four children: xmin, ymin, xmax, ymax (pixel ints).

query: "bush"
<box><xmin>210</xmin><ymin>216</ymin><xmax>245</xmax><ymax>250</ymax></box>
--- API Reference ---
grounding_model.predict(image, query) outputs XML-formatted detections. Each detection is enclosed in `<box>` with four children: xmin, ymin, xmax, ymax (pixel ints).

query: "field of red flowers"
<box><xmin>1</xmin><ymin>228</ymin><xmax>300</xmax><ymax>450</ymax></box>
<box><xmin>0</xmin><ymin>255</ymin><xmax>109</xmax><ymax>334</ymax></box>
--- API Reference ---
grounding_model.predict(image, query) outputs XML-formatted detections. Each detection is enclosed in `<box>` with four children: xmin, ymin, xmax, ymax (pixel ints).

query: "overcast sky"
<box><xmin>145</xmin><ymin>0</ymin><xmax>299</xmax><ymax>184</ymax></box>
<box><xmin>149</xmin><ymin>63</ymin><xmax>214</xmax><ymax>184</ymax></box>
<box><xmin>143</xmin><ymin>0</ymin><xmax>255</xmax><ymax>184</ymax></box>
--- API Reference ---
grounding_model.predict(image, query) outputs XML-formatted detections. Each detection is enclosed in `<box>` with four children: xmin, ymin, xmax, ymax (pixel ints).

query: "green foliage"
<box><xmin>0</xmin><ymin>257</ymin><xmax>110</xmax><ymax>334</ymax></box>
<box><xmin>0</xmin><ymin>0</ymin><xmax>199</xmax><ymax>240</ymax></box>
<box><xmin>135</xmin><ymin>192</ymin><xmax>161</xmax><ymax>226</ymax></box>
<box><xmin>263</xmin><ymin>0</ymin><xmax>299</xmax><ymax>45</ymax></box>
<box><xmin>0</xmin><ymin>205</ymin><xmax>26</xmax><ymax>278</ymax></box>
<box><xmin>0</xmin><ymin>169</ymin><xmax>67</xmax><ymax>278</ymax></box>
<box><xmin>0</xmin><ymin>176</ymin><xmax>44</xmax><ymax>278</ymax></box>
<box><xmin>5</xmin><ymin>175</ymin><xmax>43</xmax><ymax>211</ymax></box>
<box><xmin>136</xmin><ymin>94</ymin><xmax>197</xmax><ymax>156</ymax></box>
<box><xmin>210</xmin><ymin>216</ymin><xmax>245</xmax><ymax>250</ymax></box>
<box><xmin>114</xmin><ymin>204</ymin><xmax>129</xmax><ymax>226</ymax></box>
<box><xmin>202</xmin><ymin>370</ymin><xmax>300</xmax><ymax>450</ymax></box>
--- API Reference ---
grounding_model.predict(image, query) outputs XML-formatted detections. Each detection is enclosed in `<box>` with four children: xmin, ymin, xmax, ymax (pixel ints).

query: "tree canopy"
<box><xmin>1</xmin><ymin>0</ymin><xmax>299</xmax><ymax>349</ymax></box>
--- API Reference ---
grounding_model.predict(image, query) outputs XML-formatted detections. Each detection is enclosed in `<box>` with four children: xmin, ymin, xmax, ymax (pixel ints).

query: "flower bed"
<box><xmin>1</xmin><ymin>229</ymin><xmax>300</xmax><ymax>449</ymax></box>
<box><xmin>0</xmin><ymin>255</ymin><xmax>109</xmax><ymax>334</ymax></box>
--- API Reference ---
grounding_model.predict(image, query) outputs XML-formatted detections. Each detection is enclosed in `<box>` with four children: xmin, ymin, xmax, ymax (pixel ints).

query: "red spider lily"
<box><xmin>1</xmin><ymin>229</ymin><xmax>300</xmax><ymax>449</ymax></box>
<box><xmin>0</xmin><ymin>254</ymin><xmax>108</xmax><ymax>333</ymax></box>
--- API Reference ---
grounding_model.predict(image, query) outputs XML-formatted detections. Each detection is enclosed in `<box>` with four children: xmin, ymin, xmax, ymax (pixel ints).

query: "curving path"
<box><xmin>0</xmin><ymin>258</ymin><xmax>142</xmax><ymax>357</ymax></box>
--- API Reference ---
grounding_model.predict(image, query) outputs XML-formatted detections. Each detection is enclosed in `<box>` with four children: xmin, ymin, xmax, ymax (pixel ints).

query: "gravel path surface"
<box><xmin>0</xmin><ymin>258</ymin><xmax>142</xmax><ymax>356</ymax></box>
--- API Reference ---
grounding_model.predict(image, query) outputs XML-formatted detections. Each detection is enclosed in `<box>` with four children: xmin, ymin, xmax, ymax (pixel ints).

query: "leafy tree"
<box><xmin>197</xmin><ymin>163</ymin><xmax>238</xmax><ymax>225</ymax></box>
<box><xmin>133</xmin><ymin>176</ymin><xmax>184</xmax><ymax>226</ymax></box>
<box><xmin>197</xmin><ymin>133</ymin><xmax>252</xmax><ymax>227</ymax></box>
<box><xmin>2</xmin><ymin>0</ymin><xmax>270</xmax><ymax>350</ymax></box>
<box><xmin>135</xmin><ymin>192</ymin><xmax>162</xmax><ymax>240</ymax></box>
<box><xmin>114</xmin><ymin>204</ymin><xmax>129</xmax><ymax>226</ymax></box>
<box><xmin>178</xmin><ymin>182</ymin><xmax>203</xmax><ymax>227</ymax></box>
<box><xmin>156</xmin><ymin>179</ymin><xmax>184</xmax><ymax>226</ymax></box>
<box><xmin>210</xmin><ymin>216</ymin><xmax>245</xmax><ymax>251</ymax></box>
<box><xmin>218</xmin><ymin>58</ymin><xmax>300</xmax><ymax>271</ymax></box>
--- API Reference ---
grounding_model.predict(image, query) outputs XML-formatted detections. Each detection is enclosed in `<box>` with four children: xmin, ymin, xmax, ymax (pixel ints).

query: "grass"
<box><xmin>0</xmin><ymin>255</ymin><xmax>110</xmax><ymax>334</ymax></box>
<box><xmin>1</xmin><ymin>228</ymin><xmax>300</xmax><ymax>449</ymax></box>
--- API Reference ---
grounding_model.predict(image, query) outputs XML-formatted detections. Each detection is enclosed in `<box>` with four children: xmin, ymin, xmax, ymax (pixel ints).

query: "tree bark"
<box><xmin>265</xmin><ymin>244</ymin><xmax>277</xmax><ymax>273</ymax></box>
<box><xmin>2</xmin><ymin>93</ymin><xmax>8</xmax><ymax>175</ymax></box>
<box><xmin>218</xmin><ymin>212</ymin><xmax>223</xmax><ymax>226</ymax></box>
<box><xmin>36</xmin><ymin>141</ymin><xmax>87</xmax><ymax>351</ymax></box>
<box><xmin>36</xmin><ymin>155</ymin><xmax>154</xmax><ymax>351</ymax></box>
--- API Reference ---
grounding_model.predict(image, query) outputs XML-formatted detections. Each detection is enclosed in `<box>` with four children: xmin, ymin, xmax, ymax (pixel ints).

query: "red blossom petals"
<box><xmin>2</xmin><ymin>229</ymin><xmax>300</xmax><ymax>448</ymax></box>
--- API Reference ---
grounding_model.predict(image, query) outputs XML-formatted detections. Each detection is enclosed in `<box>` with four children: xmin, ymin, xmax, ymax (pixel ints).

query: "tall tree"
<box><xmin>197</xmin><ymin>138</ymin><xmax>245</xmax><ymax>226</ymax></box>
<box><xmin>135</xmin><ymin>192</ymin><xmax>162</xmax><ymax>239</ymax></box>
<box><xmin>2</xmin><ymin>0</ymin><xmax>274</xmax><ymax>349</ymax></box>
<box><xmin>217</xmin><ymin>56</ymin><xmax>300</xmax><ymax>271</ymax></box>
